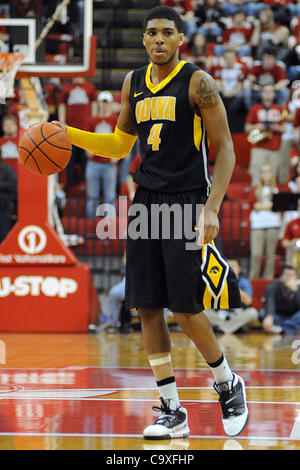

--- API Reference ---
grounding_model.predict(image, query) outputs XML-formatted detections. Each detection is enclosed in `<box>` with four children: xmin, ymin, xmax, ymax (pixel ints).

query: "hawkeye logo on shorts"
<box><xmin>135</xmin><ymin>96</ymin><xmax>176</xmax><ymax>124</ymax></box>
<box><xmin>210</xmin><ymin>266</ymin><xmax>220</xmax><ymax>275</ymax></box>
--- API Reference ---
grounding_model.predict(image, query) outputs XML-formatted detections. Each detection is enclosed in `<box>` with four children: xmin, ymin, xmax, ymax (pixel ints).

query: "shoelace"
<box><xmin>213</xmin><ymin>382</ymin><xmax>238</xmax><ymax>417</ymax></box>
<box><xmin>152</xmin><ymin>402</ymin><xmax>176</xmax><ymax>426</ymax></box>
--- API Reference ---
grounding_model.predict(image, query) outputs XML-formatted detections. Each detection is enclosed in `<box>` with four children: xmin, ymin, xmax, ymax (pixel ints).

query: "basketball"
<box><xmin>18</xmin><ymin>122</ymin><xmax>72</xmax><ymax>176</ymax></box>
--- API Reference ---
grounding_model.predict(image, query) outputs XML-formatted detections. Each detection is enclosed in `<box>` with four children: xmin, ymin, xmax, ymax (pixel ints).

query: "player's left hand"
<box><xmin>196</xmin><ymin>207</ymin><xmax>219</xmax><ymax>247</ymax></box>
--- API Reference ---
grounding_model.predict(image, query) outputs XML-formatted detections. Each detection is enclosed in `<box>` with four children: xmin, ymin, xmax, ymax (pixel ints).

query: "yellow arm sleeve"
<box><xmin>66</xmin><ymin>125</ymin><xmax>137</xmax><ymax>160</ymax></box>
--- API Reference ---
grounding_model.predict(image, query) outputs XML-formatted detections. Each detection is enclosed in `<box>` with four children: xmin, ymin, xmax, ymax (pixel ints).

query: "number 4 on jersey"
<box><xmin>147</xmin><ymin>123</ymin><xmax>163</xmax><ymax>151</ymax></box>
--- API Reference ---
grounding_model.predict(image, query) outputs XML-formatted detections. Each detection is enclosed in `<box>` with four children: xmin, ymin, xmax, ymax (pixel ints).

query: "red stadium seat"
<box><xmin>226</xmin><ymin>182</ymin><xmax>252</xmax><ymax>200</ymax></box>
<box><xmin>3</xmin><ymin>158</ymin><xmax>18</xmax><ymax>173</ymax></box>
<box><xmin>251</xmin><ymin>278</ymin><xmax>274</xmax><ymax>311</ymax></box>
<box><xmin>220</xmin><ymin>200</ymin><xmax>251</xmax><ymax>220</ymax></box>
<box><xmin>63</xmin><ymin>199</ymin><xmax>86</xmax><ymax>218</ymax></box>
<box><xmin>231</xmin><ymin>164</ymin><xmax>251</xmax><ymax>184</ymax></box>
<box><xmin>219</xmin><ymin>216</ymin><xmax>250</xmax><ymax>256</ymax></box>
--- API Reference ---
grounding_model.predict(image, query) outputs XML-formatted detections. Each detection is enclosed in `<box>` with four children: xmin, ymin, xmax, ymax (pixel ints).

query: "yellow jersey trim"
<box><xmin>145</xmin><ymin>60</ymin><xmax>187</xmax><ymax>94</ymax></box>
<box><xmin>193</xmin><ymin>114</ymin><xmax>202</xmax><ymax>151</ymax></box>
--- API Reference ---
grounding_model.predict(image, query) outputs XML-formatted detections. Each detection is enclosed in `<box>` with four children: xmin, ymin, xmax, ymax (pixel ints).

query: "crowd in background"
<box><xmin>1</xmin><ymin>0</ymin><xmax>300</xmax><ymax>334</ymax></box>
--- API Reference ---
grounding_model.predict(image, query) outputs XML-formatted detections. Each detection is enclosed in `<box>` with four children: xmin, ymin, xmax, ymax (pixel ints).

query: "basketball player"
<box><xmin>53</xmin><ymin>6</ymin><xmax>248</xmax><ymax>439</ymax></box>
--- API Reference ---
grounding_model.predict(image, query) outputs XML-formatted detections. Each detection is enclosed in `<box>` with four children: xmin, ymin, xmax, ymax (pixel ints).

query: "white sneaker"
<box><xmin>143</xmin><ymin>398</ymin><xmax>190</xmax><ymax>440</ymax></box>
<box><xmin>214</xmin><ymin>373</ymin><xmax>248</xmax><ymax>436</ymax></box>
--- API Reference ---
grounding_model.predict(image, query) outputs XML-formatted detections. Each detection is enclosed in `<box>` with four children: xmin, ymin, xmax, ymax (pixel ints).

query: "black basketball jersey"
<box><xmin>129</xmin><ymin>60</ymin><xmax>211</xmax><ymax>192</ymax></box>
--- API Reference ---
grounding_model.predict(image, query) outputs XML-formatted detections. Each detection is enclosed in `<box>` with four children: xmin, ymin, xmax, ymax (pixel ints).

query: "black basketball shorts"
<box><xmin>125</xmin><ymin>186</ymin><xmax>241</xmax><ymax>314</ymax></box>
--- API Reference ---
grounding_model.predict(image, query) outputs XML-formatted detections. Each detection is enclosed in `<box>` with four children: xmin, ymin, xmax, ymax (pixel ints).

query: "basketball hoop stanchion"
<box><xmin>0</xmin><ymin>161</ymin><xmax>101</xmax><ymax>332</ymax></box>
<box><xmin>0</xmin><ymin>161</ymin><xmax>100</xmax><ymax>332</ymax></box>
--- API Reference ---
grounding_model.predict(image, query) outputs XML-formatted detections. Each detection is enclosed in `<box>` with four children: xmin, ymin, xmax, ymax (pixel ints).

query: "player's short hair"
<box><xmin>282</xmin><ymin>264</ymin><xmax>297</xmax><ymax>272</ymax></box>
<box><xmin>143</xmin><ymin>6</ymin><xmax>184</xmax><ymax>33</ymax></box>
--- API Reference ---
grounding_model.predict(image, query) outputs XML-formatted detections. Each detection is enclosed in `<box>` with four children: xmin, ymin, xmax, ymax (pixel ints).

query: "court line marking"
<box><xmin>1</xmin><ymin>386</ymin><xmax>300</xmax><ymax>390</ymax></box>
<box><xmin>290</xmin><ymin>411</ymin><xmax>300</xmax><ymax>440</ymax></box>
<box><xmin>0</xmin><ymin>366</ymin><xmax>299</xmax><ymax>372</ymax></box>
<box><xmin>0</xmin><ymin>432</ymin><xmax>297</xmax><ymax>441</ymax></box>
<box><xmin>0</xmin><ymin>395</ymin><xmax>298</xmax><ymax>404</ymax></box>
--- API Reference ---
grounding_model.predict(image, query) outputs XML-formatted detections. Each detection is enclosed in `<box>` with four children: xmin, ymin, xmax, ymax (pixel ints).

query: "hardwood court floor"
<box><xmin>0</xmin><ymin>330</ymin><xmax>299</xmax><ymax>450</ymax></box>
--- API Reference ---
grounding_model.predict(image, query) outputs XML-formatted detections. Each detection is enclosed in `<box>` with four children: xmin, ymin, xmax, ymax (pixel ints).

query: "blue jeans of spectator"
<box><xmin>214</xmin><ymin>44</ymin><xmax>252</xmax><ymax>57</ymax></box>
<box><xmin>108</xmin><ymin>277</ymin><xmax>126</xmax><ymax>325</ymax></box>
<box><xmin>273</xmin><ymin>311</ymin><xmax>300</xmax><ymax>334</ymax></box>
<box><xmin>86</xmin><ymin>160</ymin><xmax>117</xmax><ymax>218</ymax></box>
<box><xmin>118</xmin><ymin>139</ymin><xmax>139</xmax><ymax>185</ymax></box>
<box><xmin>260</xmin><ymin>308</ymin><xmax>300</xmax><ymax>334</ymax></box>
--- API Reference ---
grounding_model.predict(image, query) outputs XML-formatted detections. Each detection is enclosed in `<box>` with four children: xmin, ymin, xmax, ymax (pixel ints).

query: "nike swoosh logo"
<box><xmin>134</xmin><ymin>91</ymin><xmax>143</xmax><ymax>97</ymax></box>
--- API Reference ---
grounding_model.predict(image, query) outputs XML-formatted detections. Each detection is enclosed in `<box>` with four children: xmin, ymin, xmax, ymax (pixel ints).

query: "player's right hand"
<box><xmin>51</xmin><ymin>121</ymin><xmax>67</xmax><ymax>133</ymax></box>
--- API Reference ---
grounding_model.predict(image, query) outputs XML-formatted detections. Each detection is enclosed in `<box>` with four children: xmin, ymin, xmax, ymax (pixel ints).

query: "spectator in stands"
<box><xmin>0</xmin><ymin>147</ymin><xmax>17</xmax><ymax>243</ymax></box>
<box><xmin>213</xmin><ymin>48</ymin><xmax>247</xmax><ymax>113</ymax></box>
<box><xmin>180</xmin><ymin>32</ymin><xmax>213</xmax><ymax>70</ymax></box>
<box><xmin>251</xmin><ymin>8</ymin><xmax>276</xmax><ymax>56</ymax></box>
<box><xmin>44</xmin><ymin>78</ymin><xmax>61</xmax><ymax>121</ymax></box>
<box><xmin>204</xmin><ymin>258</ymin><xmax>258</xmax><ymax>334</ymax></box>
<box><xmin>161</xmin><ymin>0</ymin><xmax>196</xmax><ymax>37</ymax></box>
<box><xmin>99</xmin><ymin>276</ymin><xmax>126</xmax><ymax>333</ymax></box>
<box><xmin>255</xmin><ymin>25</ymin><xmax>291</xmax><ymax>62</ymax></box>
<box><xmin>214</xmin><ymin>10</ymin><xmax>252</xmax><ymax>58</ymax></box>
<box><xmin>193</xmin><ymin>0</ymin><xmax>225</xmax><ymax>43</ymax></box>
<box><xmin>281</xmin><ymin>197</ymin><xmax>300</xmax><ymax>265</ymax></box>
<box><xmin>248</xmin><ymin>164</ymin><xmax>281</xmax><ymax>279</ymax></box>
<box><xmin>287</xmin><ymin>159</ymin><xmax>300</xmax><ymax>194</ymax></box>
<box><xmin>11</xmin><ymin>0</ymin><xmax>43</xmax><ymax>18</ymax></box>
<box><xmin>98</xmin><ymin>252</ymin><xmax>130</xmax><ymax>333</ymax></box>
<box><xmin>85</xmin><ymin>91</ymin><xmax>118</xmax><ymax>218</ymax></box>
<box><xmin>279</xmin><ymin>161</ymin><xmax>300</xmax><ymax>236</ymax></box>
<box><xmin>294</xmin><ymin>104</ymin><xmax>300</xmax><ymax>150</ymax></box>
<box><xmin>0</xmin><ymin>115</ymin><xmax>20</xmax><ymax>163</ymax></box>
<box><xmin>261</xmin><ymin>265</ymin><xmax>300</xmax><ymax>334</ymax></box>
<box><xmin>276</xmin><ymin>87</ymin><xmax>300</xmax><ymax>185</ymax></box>
<box><xmin>244</xmin><ymin>48</ymin><xmax>290</xmax><ymax>109</ymax></box>
<box><xmin>58</xmin><ymin>77</ymin><xmax>97</xmax><ymax>186</ymax></box>
<box><xmin>283</xmin><ymin>43</ymin><xmax>300</xmax><ymax>82</ymax></box>
<box><xmin>245</xmin><ymin>83</ymin><xmax>286</xmax><ymax>186</ymax></box>
<box><xmin>8</xmin><ymin>87</ymin><xmax>26</xmax><ymax>126</ymax></box>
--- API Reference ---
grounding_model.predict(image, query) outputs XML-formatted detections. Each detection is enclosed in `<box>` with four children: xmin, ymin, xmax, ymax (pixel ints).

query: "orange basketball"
<box><xmin>18</xmin><ymin>122</ymin><xmax>72</xmax><ymax>176</ymax></box>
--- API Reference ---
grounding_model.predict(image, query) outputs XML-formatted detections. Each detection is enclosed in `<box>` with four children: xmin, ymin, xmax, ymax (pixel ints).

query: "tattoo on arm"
<box><xmin>196</xmin><ymin>74</ymin><xmax>221</xmax><ymax>109</ymax></box>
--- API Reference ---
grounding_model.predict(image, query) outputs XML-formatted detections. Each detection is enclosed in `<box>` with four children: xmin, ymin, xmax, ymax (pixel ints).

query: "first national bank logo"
<box><xmin>0</xmin><ymin>224</ymin><xmax>67</xmax><ymax>264</ymax></box>
<box><xmin>18</xmin><ymin>225</ymin><xmax>47</xmax><ymax>254</ymax></box>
